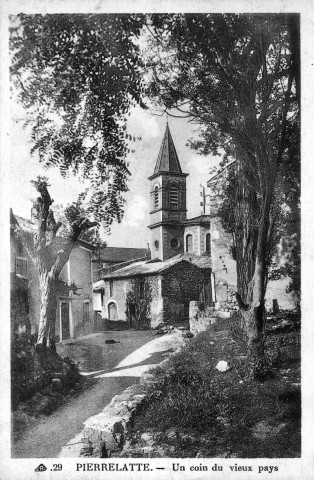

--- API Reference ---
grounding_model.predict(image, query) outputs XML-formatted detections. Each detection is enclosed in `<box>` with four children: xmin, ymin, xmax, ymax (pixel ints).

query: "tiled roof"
<box><xmin>97</xmin><ymin>247</ymin><xmax>151</xmax><ymax>263</ymax></box>
<box><xmin>191</xmin><ymin>255</ymin><xmax>212</xmax><ymax>269</ymax></box>
<box><xmin>153</xmin><ymin>124</ymin><xmax>183</xmax><ymax>175</ymax></box>
<box><xmin>180</xmin><ymin>252</ymin><xmax>212</xmax><ymax>269</ymax></box>
<box><xmin>101</xmin><ymin>254</ymin><xmax>190</xmax><ymax>280</ymax></box>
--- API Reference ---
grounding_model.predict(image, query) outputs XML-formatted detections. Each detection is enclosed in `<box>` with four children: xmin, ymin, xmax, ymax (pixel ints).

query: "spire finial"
<box><xmin>166</xmin><ymin>113</ymin><xmax>168</xmax><ymax>126</ymax></box>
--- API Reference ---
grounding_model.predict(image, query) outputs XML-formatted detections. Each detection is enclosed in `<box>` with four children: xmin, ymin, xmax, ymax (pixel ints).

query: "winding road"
<box><xmin>12</xmin><ymin>330</ymin><xmax>183</xmax><ymax>458</ymax></box>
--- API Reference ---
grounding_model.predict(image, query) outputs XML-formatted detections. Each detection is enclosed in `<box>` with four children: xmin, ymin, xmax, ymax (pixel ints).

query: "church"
<box><xmin>94</xmin><ymin>124</ymin><xmax>216</xmax><ymax>328</ymax></box>
<box><xmin>94</xmin><ymin>123</ymin><xmax>298</xmax><ymax>329</ymax></box>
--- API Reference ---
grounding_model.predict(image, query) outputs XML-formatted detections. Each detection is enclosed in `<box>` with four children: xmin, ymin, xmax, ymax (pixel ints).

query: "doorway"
<box><xmin>128</xmin><ymin>303</ymin><xmax>136</xmax><ymax>328</ymax></box>
<box><xmin>108</xmin><ymin>301</ymin><xmax>118</xmax><ymax>320</ymax></box>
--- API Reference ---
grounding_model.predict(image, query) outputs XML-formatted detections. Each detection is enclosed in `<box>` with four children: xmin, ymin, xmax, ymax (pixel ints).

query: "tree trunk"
<box><xmin>234</xmin><ymin>170</ymin><xmax>273</xmax><ymax>376</ymax></box>
<box><xmin>238</xmin><ymin>193</ymin><xmax>272</xmax><ymax>376</ymax></box>
<box><xmin>234</xmin><ymin>180</ymin><xmax>258</xmax><ymax>304</ymax></box>
<box><xmin>36</xmin><ymin>271</ymin><xmax>58</xmax><ymax>351</ymax></box>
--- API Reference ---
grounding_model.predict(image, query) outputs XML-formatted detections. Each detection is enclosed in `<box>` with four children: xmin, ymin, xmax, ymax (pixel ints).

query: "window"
<box><xmin>186</xmin><ymin>234</ymin><xmax>193</xmax><ymax>253</ymax></box>
<box><xmin>169</xmin><ymin>186</ymin><xmax>178</xmax><ymax>209</ymax></box>
<box><xmin>154</xmin><ymin>186</ymin><xmax>159</xmax><ymax>209</ymax></box>
<box><xmin>109</xmin><ymin>281</ymin><xmax>114</xmax><ymax>297</ymax></box>
<box><xmin>15</xmin><ymin>257</ymin><xmax>28</xmax><ymax>278</ymax></box>
<box><xmin>206</xmin><ymin>233</ymin><xmax>211</xmax><ymax>254</ymax></box>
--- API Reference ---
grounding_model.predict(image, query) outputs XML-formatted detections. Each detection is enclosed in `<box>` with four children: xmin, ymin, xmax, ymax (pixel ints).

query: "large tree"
<box><xmin>12</xmin><ymin>177</ymin><xmax>97</xmax><ymax>349</ymax></box>
<box><xmin>10</xmin><ymin>14</ymin><xmax>146</xmax><ymax>349</ymax></box>
<box><xmin>145</xmin><ymin>14</ymin><xmax>300</xmax><ymax>373</ymax></box>
<box><xmin>10</xmin><ymin>13</ymin><xmax>145</xmax><ymax>223</ymax></box>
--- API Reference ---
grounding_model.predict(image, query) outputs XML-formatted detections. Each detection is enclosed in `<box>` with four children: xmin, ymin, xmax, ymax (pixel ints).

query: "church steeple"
<box><xmin>148</xmin><ymin>124</ymin><xmax>189</xmax><ymax>261</ymax></box>
<box><xmin>153</xmin><ymin>123</ymin><xmax>183</xmax><ymax>175</ymax></box>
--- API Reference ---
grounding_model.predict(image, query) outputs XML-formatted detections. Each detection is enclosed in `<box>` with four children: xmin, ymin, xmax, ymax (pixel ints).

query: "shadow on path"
<box><xmin>12</xmin><ymin>330</ymin><xmax>183</xmax><ymax>458</ymax></box>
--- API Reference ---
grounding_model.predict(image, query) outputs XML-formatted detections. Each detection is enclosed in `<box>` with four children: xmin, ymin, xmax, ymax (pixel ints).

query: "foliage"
<box><xmin>10</xmin><ymin>14</ymin><xmax>146</xmax><ymax>225</ymax></box>
<box><xmin>144</xmin><ymin>14</ymin><xmax>300</xmax><ymax>367</ymax></box>
<box><xmin>52</xmin><ymin>203</ymin><xmax>107</xmax><ymax>247</ymax></box>
<box><xmin>145</xmin><ymin>13</ymin><xmax>299</xmax><ymax>290</ymax></box>
<box><xmin>11</xmin><ymin>332</ymin><xmax>80</xmax><ymax>410</ymax></box>
<box><xmin>129</xmin><ymin>318</ymin><xmax>301</xmax><ymax>458</ymax></box>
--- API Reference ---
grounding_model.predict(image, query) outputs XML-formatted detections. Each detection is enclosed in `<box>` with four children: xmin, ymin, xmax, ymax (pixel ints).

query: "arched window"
<box><xmin>154</xmin><ymin>186</ymin><xmax>159</xmax><ymax>209</ymax></box>
<box><xmin>169</xmin><ymin>186</ymin><xmax>178</xmax><ymax>209</ymax></box>
<box><xmin>186</xmin><ymin>234</ymin><xmax>193</xmax><ymax>253</ymax></box>
<box><xmin>108</xmin><ymin>302</ymin><xmax>117</xmax><ymax>320</ymax></box>
<box><xmin>206</xmin><ymin>233</ymin><xmax>211</xmax><ymax>254</ymax></box>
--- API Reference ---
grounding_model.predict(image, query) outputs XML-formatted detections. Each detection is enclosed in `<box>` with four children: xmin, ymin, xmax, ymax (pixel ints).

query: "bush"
<box><xmin>11</xmin><ymin>333</ymin><xmax>80</xmax><ymax>410</ymax></box>
<box><xmin>129</xmin><ymin>317</ymin><xmax>301</xmax><ymax>458</ymax></box>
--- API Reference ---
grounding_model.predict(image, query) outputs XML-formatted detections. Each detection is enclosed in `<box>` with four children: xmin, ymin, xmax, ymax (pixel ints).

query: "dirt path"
<box><xmin>12</xmin><ymin>330</ymin><xmax>183</xmax><ymax>458</ymax></box>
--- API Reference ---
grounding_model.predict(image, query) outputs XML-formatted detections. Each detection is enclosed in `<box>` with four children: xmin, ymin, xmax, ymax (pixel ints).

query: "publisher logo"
<box><xmin>35</xmin><ymin>464</ymin><xmax>47</xmax><ymax>472</ymax></box>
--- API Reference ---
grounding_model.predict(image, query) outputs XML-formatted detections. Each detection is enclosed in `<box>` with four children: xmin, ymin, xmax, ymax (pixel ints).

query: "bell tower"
<box><xmin>148</xmin><ymin>124</ymin><xmax>189</xmax><ymax>261</ymax></box>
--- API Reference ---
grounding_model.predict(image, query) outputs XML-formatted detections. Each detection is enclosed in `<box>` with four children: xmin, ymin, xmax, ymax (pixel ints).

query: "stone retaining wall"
<box><xmin>215</xmin><ymin>284</ymin><xmax>239</xmax><ymax>313</ymax></box>
<box><xmin>78</xmin><ymin>359</ymin><xmax>179</xmax><ymax>457</ymax></box>
<box><xmin>189</xmin><ymin>301</ymin><xmax>217</xmax><ymax>335</ymax></box>
<box><xmin>80</xmin><ymin>383</ymin><xmax>148</xmax><ymax>457</ymax></box>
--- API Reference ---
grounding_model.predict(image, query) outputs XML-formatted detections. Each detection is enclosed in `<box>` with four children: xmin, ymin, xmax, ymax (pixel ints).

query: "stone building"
<box><xmin>94</xmin><ymin>124</ymin><xmax>213</xmax><ymax>328</ymax></box>
<box><xmin>11</xmin><ymin>211</ymin><xmax>95</xmax><ymax>341</ymax></box>
<box><xmin>99</xmin><ymin>256</ymin><xmax>209</xmax><ymax>328</ymax></box>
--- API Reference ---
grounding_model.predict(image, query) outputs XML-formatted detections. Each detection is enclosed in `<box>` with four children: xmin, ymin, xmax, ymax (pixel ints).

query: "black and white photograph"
<box><xmin>0</xmin><ymin>0</ymin><xmax>313</xmax><ymax>478</ymax></box>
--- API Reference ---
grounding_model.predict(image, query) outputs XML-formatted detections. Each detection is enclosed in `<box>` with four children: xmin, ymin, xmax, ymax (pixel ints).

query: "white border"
<box><xmin>1</xmin><ymin>1</ymin><xmax>313</xmax><ymax>479</ymax></box>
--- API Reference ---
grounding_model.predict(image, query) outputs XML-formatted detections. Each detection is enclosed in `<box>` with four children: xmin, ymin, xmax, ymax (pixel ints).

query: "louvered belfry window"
<box><xmin>154</xmin><ymin>186</ymin><xmax>159</xmax><ymax>209</ymax></box>
<box><xmin>169</xmin><ymin>186</ymin><xmax>178</xmax><ymax>209</ymax></box>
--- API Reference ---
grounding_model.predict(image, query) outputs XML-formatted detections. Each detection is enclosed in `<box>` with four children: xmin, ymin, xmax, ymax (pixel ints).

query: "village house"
<box><xmin>10</xmin><ymin>211</ymin><xmax>95</xmax><ymax>341</ymax></box>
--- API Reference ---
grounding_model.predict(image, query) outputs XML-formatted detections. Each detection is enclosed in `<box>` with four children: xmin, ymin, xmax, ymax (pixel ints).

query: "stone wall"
<box><xmin>10</xmin><ymin>274</ymin><xmax>31</xmax><ymax>337</ymax></box>
<box><xmin>215</xmin><ymin>283</ymin><xmax>238</xmax><ymax>313</ymax></box>
<box><xmin>189</xmin><ymin>301</ymin><xmax>217</xmax><ymax>335</ymax></box>
<box><xmin>102</xmin><ymin>275</ymin><xmax>162</xmax><ymax>328</ymax></box>
<box><xmin>101</xmin><ymin>261</ymin><xmax>211</xmax><ymax>328</ymax></box>
<box><xmin>11</xmin><ymin>235</ymin><xmax>41</xmax><ymax>335</ymax></box>
<box><xmin>64</xmin><ymin>337</ymin><xmax>184</xmax><ymax>458</ymax></box>
<box><xmin>162</xmin><ymin>261</ymin><xmax>210</xmax><ymax>323</ymax></box>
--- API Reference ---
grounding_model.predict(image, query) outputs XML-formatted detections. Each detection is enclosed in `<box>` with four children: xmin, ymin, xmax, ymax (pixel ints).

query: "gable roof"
<box><xmin>101</xmin><ymin>254</ymin><xmax>197</xmax><ymax>280</ymax></box>
<box><xmin>152</xmin><ymin>124</ymin><xmax>185</xmax><ymax>176</ymax></box>
<box><xmin>96</xmin><ymin>247</ymin><xmax>151</xmax><ymax>263</ymax></box>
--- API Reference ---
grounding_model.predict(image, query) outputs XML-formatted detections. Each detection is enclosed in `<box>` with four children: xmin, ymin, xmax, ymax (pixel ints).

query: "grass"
<box><xmin>125</xmin><ymin>314</ymin><xmax>301</xmax><ymax>458</ymax></box>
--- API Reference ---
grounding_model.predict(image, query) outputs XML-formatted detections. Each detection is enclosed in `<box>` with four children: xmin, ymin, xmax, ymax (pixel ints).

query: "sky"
<box><xmin>10</xmin><ymin>101</ymin><xmax>219</xmax><ymax>248</ymax></box>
